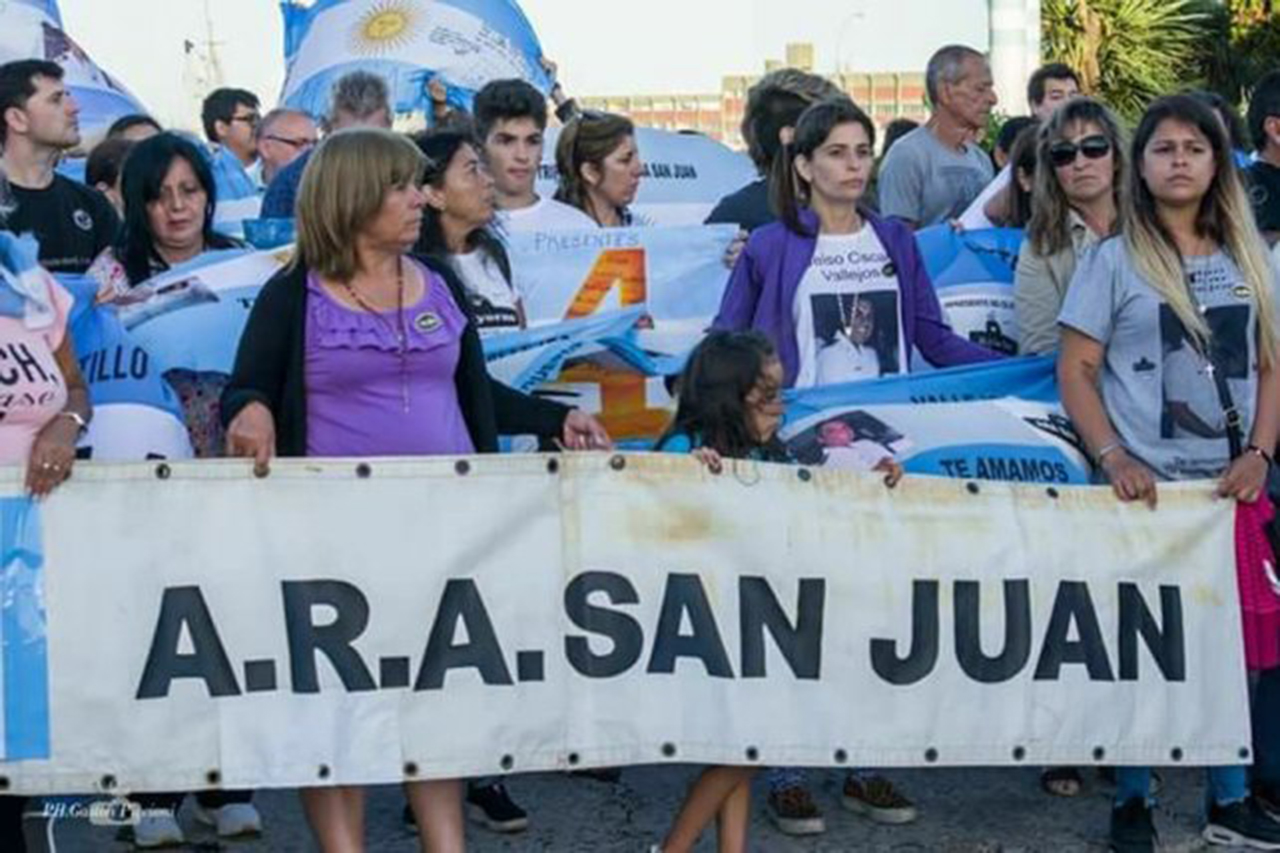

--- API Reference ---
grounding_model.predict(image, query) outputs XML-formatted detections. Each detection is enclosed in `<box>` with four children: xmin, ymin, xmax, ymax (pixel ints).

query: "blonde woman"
<box><xmin>1015</xmin><ymin>97</ymin><xmax>1126</xmax><ymax>356</ymax></box>
<box><xmin>1058</xmin><ymin>94</ymin><xmax>1280</xmax><ymax>851</ymax></box>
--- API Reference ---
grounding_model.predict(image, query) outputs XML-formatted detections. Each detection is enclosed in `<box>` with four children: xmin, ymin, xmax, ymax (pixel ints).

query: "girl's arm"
<box><xmin>1219</xmin><ymin>350</ymin><xmax>1280</xmax><ymax>502</ymax></box>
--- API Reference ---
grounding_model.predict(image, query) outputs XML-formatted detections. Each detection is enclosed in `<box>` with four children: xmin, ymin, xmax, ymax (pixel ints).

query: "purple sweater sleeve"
<box><xmin>900</xmin><ymin>229</ymin><xmax>1004</xmax><ymax>367</ymax></box>
<box><xmin>712</xmin><ymin>241</ymin><xmax>760</xmax><ymax>331</ymax></box>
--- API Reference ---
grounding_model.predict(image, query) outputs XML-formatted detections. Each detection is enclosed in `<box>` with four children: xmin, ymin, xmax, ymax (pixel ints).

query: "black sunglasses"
<box><xmin>1048</xmin><ymin>134</ymin><xmax>1112</xmax><ymax>167</ymax></box>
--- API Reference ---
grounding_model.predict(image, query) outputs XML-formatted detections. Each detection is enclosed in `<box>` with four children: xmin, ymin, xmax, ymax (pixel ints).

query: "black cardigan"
<box><xmin>220</xmin><ymin>254</ymin><xmax>570</xmax><ymax>457</ymax></box>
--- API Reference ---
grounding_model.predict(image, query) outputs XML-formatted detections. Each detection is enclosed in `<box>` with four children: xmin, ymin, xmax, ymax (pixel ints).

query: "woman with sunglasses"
<box><xmin>554</xmin><ymin>111</ymin><xmax>645</xmax><ymax>227</ymax></box>
<box><xmin>1015</xmin><ymin>98</ymin><xmax>1125</xmax><ymax>356</ymax></box>
<box><xmin>1059</xmin><ymin>94</ymin><xmax>1280</xmax><ymax>852</ymax></box>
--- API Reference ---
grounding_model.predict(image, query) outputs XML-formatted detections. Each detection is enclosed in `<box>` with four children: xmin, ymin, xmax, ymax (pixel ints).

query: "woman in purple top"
<box><xmin>712</xmin><ymin>98</ymin><xmax>1000</xmax><ymax>834</ymax></box>
<box><xmin>221</xmin><ymin>128</ymin><xmax>609</xmax><ymax>853</ymax></box>
<box><xmin>715</xmin><ymin>98</ymin><xmax>1001</xmax><ymax>390</ymax></box>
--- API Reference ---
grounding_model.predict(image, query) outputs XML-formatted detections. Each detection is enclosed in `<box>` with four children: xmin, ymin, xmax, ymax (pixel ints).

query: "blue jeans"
<box><xmin>1115</xmin><ymin>766</ymin><xmax>1248</xmax><ymax>807</ymax></box>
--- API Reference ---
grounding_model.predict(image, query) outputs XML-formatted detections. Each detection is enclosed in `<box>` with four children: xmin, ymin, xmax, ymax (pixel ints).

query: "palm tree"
<box><xmin>1042</xmin><ymin>0</ymin><xmax>1217</xmax><ymax>121</ymax></box>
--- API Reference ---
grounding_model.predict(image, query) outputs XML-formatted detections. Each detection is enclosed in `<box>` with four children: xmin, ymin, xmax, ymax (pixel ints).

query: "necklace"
<box><xmin>340</xmin><ymin>256</ymin><xmax>411</xmax><ymax>413</ymax></box>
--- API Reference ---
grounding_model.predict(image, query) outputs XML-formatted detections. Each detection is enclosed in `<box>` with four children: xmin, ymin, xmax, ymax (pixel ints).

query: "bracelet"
<box><xmin>57</xmin><ymin>410</ymin><xmax>88</xmax><ymax>434</ymax></box>
<box><xmin>1246</xmin><ymin>444</ymin><xmax>1274</xmax><ymax>466</ymax></box>
<box><xmin>1095</xmin><ymin>441</ymin><xmax>1124</xmax><ymax>464</ymax></box>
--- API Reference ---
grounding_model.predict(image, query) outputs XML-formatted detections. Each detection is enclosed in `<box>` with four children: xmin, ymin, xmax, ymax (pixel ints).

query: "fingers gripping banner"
<box><xmin>0</xmin><ymin>456</ymin><xmax>1251</xmax><ymax>794</ymax></box>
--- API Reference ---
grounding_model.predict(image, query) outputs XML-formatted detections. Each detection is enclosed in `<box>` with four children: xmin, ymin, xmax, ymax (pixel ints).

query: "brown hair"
<box><xmin>294</xmin><ymin>128</ymin><xmax>425</xmax><ymax>282</ymax></box>
<box><xmin>553</xmin><ymin>111</ymin><xmax>635</xmax><ymax>222</ymax></box>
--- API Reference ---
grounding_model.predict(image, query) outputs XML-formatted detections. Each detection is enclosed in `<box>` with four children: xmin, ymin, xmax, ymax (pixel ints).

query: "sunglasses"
<box><xmin>1048</xmin><ymin>135</ymin><xmax>1112</xmax><ymax>167</ymax></box>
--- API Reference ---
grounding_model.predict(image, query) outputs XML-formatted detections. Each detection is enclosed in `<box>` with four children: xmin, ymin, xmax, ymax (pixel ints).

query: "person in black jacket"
<box><xmin>220</xmin><ymin>128</ymin><xmax>608</xmax><ymax>853</ymax></box>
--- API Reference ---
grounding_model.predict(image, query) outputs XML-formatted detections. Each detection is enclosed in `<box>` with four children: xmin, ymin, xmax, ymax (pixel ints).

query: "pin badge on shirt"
<box><xmin>415</xmin><ymin>311</ymin><xmax>442</xmax><ymax>333</ymax></box>
<box><xmin>1234</xmin><ymin>285</ymin><xmax>1252</xmax><ymax>298</ymax></box>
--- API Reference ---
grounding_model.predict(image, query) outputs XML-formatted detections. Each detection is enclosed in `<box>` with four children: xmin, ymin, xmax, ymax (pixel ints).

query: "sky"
<box><xmin>56</xmin><ymin>0</ymin><xmax>990</xmax><ymax>131</ymax></box>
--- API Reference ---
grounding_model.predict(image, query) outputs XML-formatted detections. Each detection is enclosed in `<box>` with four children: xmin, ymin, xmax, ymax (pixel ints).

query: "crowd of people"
<box><xmin>2</xmin><ymin>33</ymin><xmax>1280</xmax><ymax>853</ymax></box>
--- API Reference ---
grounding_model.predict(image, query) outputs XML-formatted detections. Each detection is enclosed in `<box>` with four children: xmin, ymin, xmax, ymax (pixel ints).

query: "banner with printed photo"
<box><xmin>280</xmin><ymin>0</ymin><xmax>550</xmax><ymax>119</ymax></box>
<box><xmin>535</xmin><ymin>128</ymin><xmax>757</xmax><ymax>226</ymax></box>
<box><xmin>0</xmin><ymin>0</ymin><xmax>149</xmax><ymax>147</ymax></box>
<box><xmin>783</xmin><ymin>357</ymin><xmax>1090</xmax><ymax>485</ymax></box>
<box><xmin>0</xmin><ymin>455</ymin><xmax>1251</xmax><ymax>793</ymax></box>
<box><xmin>916</xmin><ymin>225</ymin><xmax>1024</xmax><ymax>357</ymax></box>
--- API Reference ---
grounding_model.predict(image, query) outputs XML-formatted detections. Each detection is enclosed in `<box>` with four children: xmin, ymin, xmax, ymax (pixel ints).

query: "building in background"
<box><xmin>578</xmin><ymin>42</ymin><xmax>927</xmax><ymax>151</ymax></box>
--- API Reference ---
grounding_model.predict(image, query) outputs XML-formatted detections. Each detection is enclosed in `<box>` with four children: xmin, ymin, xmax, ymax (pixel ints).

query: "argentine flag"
<box><xmin>0</xmin><ymin>0</ymin><xmax>149</xmax><ymax>146</ymax></box>
<box><xmin>280</xmin><ymin>0</ymin><xmax>551</xmax><ymax>119</ymax></box>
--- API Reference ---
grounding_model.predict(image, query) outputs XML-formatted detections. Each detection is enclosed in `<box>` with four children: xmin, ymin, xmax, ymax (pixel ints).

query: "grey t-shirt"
<box><xmin>1059</xmin><ymin>238</ymin><xmax>1278</xmax><ymax>481</ymax></box>
<box><xmin>876</xmin><ymin>126</ymin><xmax>994</xmax><ymax>227</ymax></box>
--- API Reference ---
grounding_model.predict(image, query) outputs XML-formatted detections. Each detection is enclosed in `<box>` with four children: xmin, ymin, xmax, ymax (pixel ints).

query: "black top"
<box><xmin>1247</xmin><ymin>160</ymin><xmax>1280</xmax><ymax>236</ymax></box>
<box><xmin>3</xmin><ymin>174</ymin><xmax>119</xmax><ymax>274</ymax></box>
<box><xmin>704</xmin><ymin>179</ymin><xmax>773</xmax><ymax>233</ymax></box>
<box><xmin>220</xmin><ymin>254</ymin><xmax>570</xmax><ymax>457</ymax></box>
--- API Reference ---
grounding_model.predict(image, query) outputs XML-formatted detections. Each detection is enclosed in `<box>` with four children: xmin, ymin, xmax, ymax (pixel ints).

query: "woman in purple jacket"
<box><xmin>715</xmin><ymin>98</ymin><xmax>1000</xmax><ymax>391</ymax></box>
<box><xmin>712</xmin><ymin>97</ymin><xmax>1001</xmax><ymax>836</ymax></box>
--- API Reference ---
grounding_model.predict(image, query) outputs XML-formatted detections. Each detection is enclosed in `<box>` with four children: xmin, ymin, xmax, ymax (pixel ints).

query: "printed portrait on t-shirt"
<box><xmin>810</xmin><ymin>291</ymin><xmax>901</xmax><ymax>384</ymax></box>
<box><xmin>1158</xmin><ymin>304</ymin><xmax>1248</xmax><ymax>440</ymax></box>
<box><xmin>787</xmin><ymin>409</ymin><xmax>911</xmax><ymax>470</ymax></box>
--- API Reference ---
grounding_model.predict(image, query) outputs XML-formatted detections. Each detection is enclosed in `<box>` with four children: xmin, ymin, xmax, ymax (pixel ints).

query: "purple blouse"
<box><xmin>304</xmin><ymin>260</ymin><xmax>476</xmax><ymax>458</ymax></box>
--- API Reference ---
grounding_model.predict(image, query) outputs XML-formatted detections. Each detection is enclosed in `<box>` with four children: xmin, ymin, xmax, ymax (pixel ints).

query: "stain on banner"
<box><xmin>0</xmin><ymin>498</ymin><xmax>49</xmax><ymax>761</ymax></box>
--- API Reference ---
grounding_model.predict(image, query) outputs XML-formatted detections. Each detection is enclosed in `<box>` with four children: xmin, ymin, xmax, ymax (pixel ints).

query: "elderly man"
<box><xmin>254</xmin><ymin>108</ymin><xmax>318</xmax><ymax>187</ymax></box>
<box><xmin>877</xmin><ymin>44</ymin><xmax>998</xmax><ymax>228</ymax></box>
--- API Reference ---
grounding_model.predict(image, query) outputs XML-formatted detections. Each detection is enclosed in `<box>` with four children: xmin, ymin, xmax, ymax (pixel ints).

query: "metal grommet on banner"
<box><xmin>1093</xmin><ymin>747</ymin><xmax>1106</xmax><ymax>762</ymax></box>
<box><xmin>155</xmin><ymin>463</ymin><xmax>171</xmax><ymax>481</ymax></box>
<box><xmin>1170</xmin><ymin>748</ymin><xmax>1184</xmax><ymax>762</ymax></box>
<box><xmin>205</xmin><ymin>770</ymin><xmax>221</xmax><ymax>786</ymax></box>
<box><xmin>834</xmin><ymin>749</ymin><xmax>848</xmax><ymax>765</ymax></box>
<box><xmin>455</xmin><ymin>460</ymin><xmax>471</xmax><ymax>476</ymax></box>
<box><xmin>404</xmin><ymin>762</ymin><xmax>419</xmax><ymax>778</ymax></box>
<box><xmin>661</xmin><ymin>743</ymin><xmax>677</xmax><ymax>759</ymax></box>
<box><xmin>965</xmin><ymin>482</ymin><xmax>980</xmax><ymax>495</ymax></box>
<box><xmin>100</xmin><ymin>774</ymin><xmax>117</xmax><ymax>791</ymax></box>
<box><xmin>797</xmin><ymin>468</ymin><xmax>812</xmax><ymax>483</ymax></box>
<box><xmin>566</xmin><ymin>752</ymin><xmax>580</xmax><ymax>767</ymax></box>
<box><xmin>924</xmin><ymin>748</ymin><xmax>939</xmax><ymax>764</ymax></box>
<box><xmin>610</xmin><ymin>455</ymin><xmax>627</xmax><ymax>472</ymax></box>
<box><xmin>500</xmin><ymin>755</ymin><xmax>515</xmax><ymax>772</ymax></box>
<box><xmin>1046</xmin><ymin>487</ymin><xmax>1060</xmax><ymax>500</ymax></box>
<box><xmin>745</xmin><ymin>747</ymin><xmax>759</xmax><ymax>762</ymax></box>
<box><xmin>1012</xmin><ymin>746</ymin><xmax>1026</xmax><ymax>761</ymax></box>
<box><xmin>356</xmin><ymin>463</ymin><xmax>372</xmax><ymax>479</ymax></box>
<box><xmin>0</xmin><ymin>776</ymin><xmax>9</xmax><ymax>791</ymax></box>
<box><xmin>547</xmin><ymin>458</ymin><xmax>560</xmax><ymax>474</ymax></box>
<box><xmin>318</xmin><ymin>764</ymin><xmax>332</xmax><ymax>780</ymax></box>
<box><xmin>1240</xmin><ymin>747</ymin><xmax>1252</xmax><ymax>761</ymax></box>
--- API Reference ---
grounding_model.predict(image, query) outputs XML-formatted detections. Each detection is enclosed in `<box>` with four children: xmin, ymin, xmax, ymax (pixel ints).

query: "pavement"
<box><xmin>33</xmin><ymin>765</ymin><xmax>1223</xmax><ymax>851</ymax></box>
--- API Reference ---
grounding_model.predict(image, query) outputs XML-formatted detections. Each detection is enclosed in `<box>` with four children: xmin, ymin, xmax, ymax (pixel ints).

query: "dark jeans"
<box><xmin>0</xmin><ymin>796</ymin><xmax>26</xmax><ymax>853</ymax></box>
<box><xmin>1254</xmin><ymin>667</ymin><xmax>1280</xmax><ymax>789</ymax></box>
<box><xmin>133</xmin><ymin>789</ymin><xmax>254</xmax><ymax>813</ymax></box>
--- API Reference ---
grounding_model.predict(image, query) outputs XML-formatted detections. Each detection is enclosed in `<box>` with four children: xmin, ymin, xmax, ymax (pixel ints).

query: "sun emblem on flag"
<box><xmin>351</xmin><ymin>0</ymin><xmax>425</xmax><ymax>55</ymax></box>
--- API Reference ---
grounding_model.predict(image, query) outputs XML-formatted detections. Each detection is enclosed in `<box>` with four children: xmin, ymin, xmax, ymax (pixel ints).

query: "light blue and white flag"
<box><xmin>279</xmin><ymin>0</ymin><xmax>551</xmax><ymax>119</ymax></box>
<box><xmin>916</xmin><ymin>225</ymin><xmax>1024</xmax><ymax>357</ymax></box>
<box><xmin>209</xmin><ymin>147</ymin><xmax>263</xmax><ymax>240</ymax></box>
<box><xmin>0</xmin><ymin>0</ymin><xmax>149</xmax><ymax>146</ymax></box>
<box><xmin>536</xmin><ymin>128</ymin><xmax>756</xmax><ymax>226</ymax></box>
<box><xmin>783</xmin><ymin>357</ymin><xmax>1089</xmax><ymax>484</ymax></box>
<box><xmin>0</xmin><ymin>497</ymin><xmax>49</xmax><ymax>762</ymax></box>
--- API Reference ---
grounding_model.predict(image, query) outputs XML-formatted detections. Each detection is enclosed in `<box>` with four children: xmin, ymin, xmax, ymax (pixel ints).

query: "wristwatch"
<box><xmin>58</xmin><ymin>410</ymin><xmax>88</xmax><ymax>436</ymax></box>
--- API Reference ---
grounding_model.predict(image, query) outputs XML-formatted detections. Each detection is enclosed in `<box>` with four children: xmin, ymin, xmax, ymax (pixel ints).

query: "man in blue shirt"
<box><xmin>202</xmin><ymin>87</ymin><xmax>262</xmax><ymax>237</ymax></box>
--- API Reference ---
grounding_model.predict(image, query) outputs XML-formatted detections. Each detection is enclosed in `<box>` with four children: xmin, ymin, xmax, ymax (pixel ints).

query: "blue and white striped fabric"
<box><xmin>209</xmin><ymin>146</ymin><xmax>263</xmax><ymax>240</ymax></box>
<box><xmin>279</xmin><ymin>0</ymin><xmax>551</xmax><ymax>118</ymax></box>
<box><xmin>0</xmin><ymin>0</ymin><xmax>149</xmax><ymax>144</ymax></box>
<box><xmin>0</xmin><ymin>497</ymin><xmax>50</xmax><ymax>762</ymax></box>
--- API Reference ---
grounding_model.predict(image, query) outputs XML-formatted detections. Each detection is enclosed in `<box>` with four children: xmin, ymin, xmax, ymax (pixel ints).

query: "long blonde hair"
<box><xmin>1124</xmin><ymin>95</ymin><xmax>1277</xmax><ymax>370</ymax></box>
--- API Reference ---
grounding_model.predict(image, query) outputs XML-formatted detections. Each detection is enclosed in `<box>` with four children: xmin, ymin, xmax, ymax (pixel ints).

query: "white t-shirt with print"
<box><xmin>449</xmin><ymin>250</ymin><xmax>523</xmax><ymax>337</ymax></box>
<box><xmin>793</xmin><ymin>226</ymin><xmax>907</xmax><ymax>389</ymax></box>
<box><xmin>495</xmin><ymin>196</ymin><xmax>597</xmax><ymax>233</ymax></box>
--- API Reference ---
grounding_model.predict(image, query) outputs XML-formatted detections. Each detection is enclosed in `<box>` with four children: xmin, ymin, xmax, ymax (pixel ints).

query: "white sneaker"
<box><xmin>193</xmin><ymin>801</ymin><xmax>263</xmax><ymax>838</ymax></box>
<box><xmin>132</xmin><ymin>812</ymin><xmax>185</xmax><ymax>849</ymax></box>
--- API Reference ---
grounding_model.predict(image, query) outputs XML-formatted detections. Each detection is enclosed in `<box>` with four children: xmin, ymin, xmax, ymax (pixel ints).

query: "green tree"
<box><xmin>1042</xmin><ymin>0</ymin><xmax>1216</xmax><ymax>122</ymax></box>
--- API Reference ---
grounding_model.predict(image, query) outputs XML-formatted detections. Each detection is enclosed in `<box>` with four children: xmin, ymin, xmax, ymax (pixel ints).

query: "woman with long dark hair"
<box><xmin>1016</xmin><ymin>98</ymin><xmax>1126</xmax><ymax>355</ymax></box>
<box><xmin>1059</xmin><ymin>94</ymin><xmax>1280</xmax><ymax>851</ymax></box>
<box><xmin>554</xmin><ymin>111</ymin><xmax>644</xmax><ymax>227</ymax></box>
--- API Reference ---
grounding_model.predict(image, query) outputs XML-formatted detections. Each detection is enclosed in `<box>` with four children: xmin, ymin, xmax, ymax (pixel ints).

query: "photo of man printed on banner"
<box><xmin>1159</xmin><ymin>304</ymin><xmax>1249</xmax><ymax>440</ymax></box>
<box><xmin>787</xmin><ymin>409</ymin><xmax>912</xmax><ymax>470</ymax></box>
<box><xmin>811</xmin><ymin>291</ymin><xmax>901</xmax><ymax>384</ymax></box>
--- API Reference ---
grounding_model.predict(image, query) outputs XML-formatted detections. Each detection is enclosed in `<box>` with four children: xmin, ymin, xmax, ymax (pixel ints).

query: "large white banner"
<box><xmin>0</xmin><ymin>456</ymin><xmax>1250</xmax><ymax>794</ymax></box>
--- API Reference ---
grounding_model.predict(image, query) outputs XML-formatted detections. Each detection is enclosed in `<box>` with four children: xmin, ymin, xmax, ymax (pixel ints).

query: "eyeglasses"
<box><xmin>1048</xmin><ymin>134</ymin><xmax>1112</xmax><ymax>167</ymax></box>
<box><xmin>229</xmin><ymin>113</ymin><xmax>261</xmax><ymax>127</ymax></box>
<box><xmin>264</xmin><ymin>134</ymin><xmax>316</xmax><ymax>150</ymax></box>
